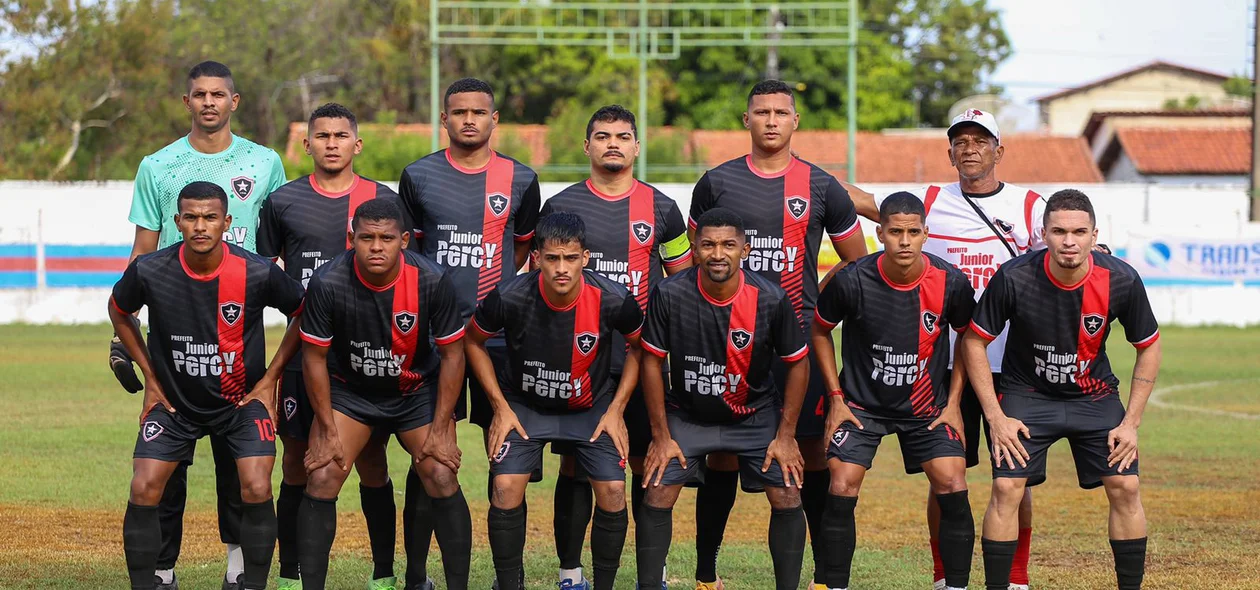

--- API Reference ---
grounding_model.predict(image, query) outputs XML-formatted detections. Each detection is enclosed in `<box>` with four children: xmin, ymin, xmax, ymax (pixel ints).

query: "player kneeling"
<box><xmin>810</xmin><ymin>193</ymin><xmax>977</xmax><ymax>590</ymax></box>
<box><xmin>467</xmin><ymin>212</ymin><xmax>643</xmax><ymax>590</ymax></box>
<box><xmin>636</xmin><ymin>208</ymin><xmax>810</xmax><ymax>590</ymax></box>
<box><xmin>297</xmin><ymin>199</ymin><xmax>473</xmax><ymax>590</ymax></box>
<box><xmin>110</xmin><ymin>182</ymin><xmax>305</xmax><ymax>590</ymax></box>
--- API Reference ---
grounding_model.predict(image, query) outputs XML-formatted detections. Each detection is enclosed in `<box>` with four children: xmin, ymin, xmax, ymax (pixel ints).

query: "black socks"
<box><xmin>124</xmin><ymin>502</ymin><xmax>160</xmax><ymax>590</ymax></box>
<box><xmin>488</xmin><ymin>504</ymin><xmax>527</xmax><ymax>590</ymax></box>
<box><xmin>590</xmin><ymin>507</ymin><xmax>628</xmax><ymax>590</ymax></box>
<box><xmin>404</xmin><ymin>468</ymin><xmax>434</xmax><ymax>587</ymax></box>
<box><xmin>935</xmin><ymin>491</ymin><xmax>975</xmax><ymax>589</ymax></box>
<box><xmin>276</xmin><ymin>482</ymin><xmax>304</xmax><ymax>579</ymax></box>
<box><xmin>635</xmin><ymin>504</ymin><xmax>674</xmax><ymax>588</ymax></box>
<box><xmin>1111</xmin><ymin>537</ymin><xmax>1147</xmax><ymax>590</ymax></box>
<box><xmin>694</xmin><ymin>469</ymin><xmax>738</xmax><ymax>582</ymax></box>
<box><xmin>554</xmin><ymin>473</ymin><xmax>594</xmax><ymax>570</ymax></box>
<box><xmin>982</xmin><ymin>537</ymin><xmax>1018</xmax><ymax>590</ymax></box>
<box><xmin>768</xmin><ymin>506</ymin><xmax>806</xmax><ymax>590</ymax></box>
<box><xmin>802</xmin><ymin>470</ymin><xmax>829</xmax><ymax>582</ymax></box>
<box><xmin>296</xmin><ymin>494</ymin><xmax>338</xmax><ymax>590</ymax></box>
<box><xmin>430</xmin><ymin>489</ymin><xmax>473</xmax><ymax>589</ymax></box>
<box><xmin>239</xmin><ymin>500</ymin><xmax>277</xmax><ymax>590</ymax></box>
<box><xmin>822</xmin><ymin>494</ymin><xmax>858</xmax><ymax>589</ymax></box>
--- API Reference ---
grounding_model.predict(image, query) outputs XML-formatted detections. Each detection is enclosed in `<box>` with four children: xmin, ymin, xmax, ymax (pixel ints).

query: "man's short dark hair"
<box><xmin>351</xmin><ymin>198</ymin><xmax>405</xmax><ymax>232</ymax></box>
<box><xmin>694</xmin><ymin>208</ymin><xmax>746</xmax><ymax>239</ymax></box>
<box><xmin>309</xmin><ymin>102</ymin><xmax>358</xmax><ymax>133</ymax></box>
<box><xmin>177</xmin><ymin>181</ymin><xmax>228</xmax><ymax>214</ymax></box>
<box><xmin>747</xmin><ymin>79</ymin><xmax>795</xmax><ymax>107</ymax></box>
<box><xmin>586</xmin><ymin>105</ymin><xmax>637</xmax><ymax>139</ymax></box>
<box><xmin>879</xmin><ymin>191</ymin><xmax>926</xmax><ymax>223</ymax></box>
<box><xmin>444</xmin><ymin>78</ymin><xmax>495</xmax><ymax>110</ymax></box>
<box><xmin>533</xmin><ymin>212</ymin><xmax>586</xmax><ymax>250</ymax></box>
<box><xmin>1044</xmin><ymin>189</ymin><xmax>1096</xmax><ymax>228</ymax></box>
<box><xmin>187</xmin><ymin>61</ymin><xmax>234</xmax><ymax>93</ymax></box>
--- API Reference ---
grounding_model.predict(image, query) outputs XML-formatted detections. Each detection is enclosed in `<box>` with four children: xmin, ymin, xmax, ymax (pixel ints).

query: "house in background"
<box><xmin>1086</xmin><ymin>109</ymin><xmax>1251</xmax><ymax>184</ymax></box>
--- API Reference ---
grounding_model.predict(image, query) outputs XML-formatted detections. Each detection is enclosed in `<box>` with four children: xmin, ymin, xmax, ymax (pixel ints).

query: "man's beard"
<box><xmin>600</xmin><ymin>161</ymin><xmax>626</xmax><ymax>173</ymax></box>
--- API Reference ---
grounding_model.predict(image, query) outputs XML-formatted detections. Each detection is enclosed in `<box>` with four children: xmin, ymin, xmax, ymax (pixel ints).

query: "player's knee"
<box><xmin>592</xmin><ymin>481</ymin><xmax>627</xmax><ymax>511</ymax></box>
<box><xmin>990</xmin><ymin>477</ymin><xmax>1027</xmax><ymax>506</ymax></box>
<box><xmin>828</xmin><ymin>475</ymin><xmax>861</xmax><ymax>497</ymax></box>
<box><xmin>929</xmin><ymin>471</ymin><xmax>968</xmax><ymax>495</ymax></box>
<box><xmin>418</xmin><ymin>460</ymin><xmax>460</xmax><ymax>497</ymax></box>
<box><xmin>239</xmin><ymin>476</ymin><xmax>273</xmax><ymax>504</ymax></box>
<box><xmin>1103</xmin><ymin>476</ymin><xmax>1142</xmax><ymax>513</ymax></box>
<box><xmin>765</xmin><ymin>485</ymin><xmax>802</xmax><ymax>510</ymax></box>
<box><xmin>489</xmin><ymin>476</ymin><xmax>526</xmax><ymax>510</ymax></box>
<box><xmin>129</xmin><ymin>475</ymin><xmax>166</xmax><ymax>505</ymax></box>
<box><xmin>643</xmin><ymin>485</ymin><xmax>679</xmax><ymax>509</ymax></box>
<box><xmin>306</xmin><ymin>466</ymin><xmax>346</xmax><ymax>499</ymax></box>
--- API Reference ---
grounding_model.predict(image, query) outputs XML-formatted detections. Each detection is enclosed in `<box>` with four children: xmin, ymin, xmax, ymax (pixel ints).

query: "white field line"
<box><xmin>1148</xmin><ymin>378</ymin><xmax>1260</xmax><ymax>421</ymax></box>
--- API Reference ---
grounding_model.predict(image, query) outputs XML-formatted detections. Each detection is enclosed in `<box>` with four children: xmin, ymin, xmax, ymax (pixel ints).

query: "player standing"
<box><xmin>539</xmin><ymin>105</ymin><xmax>692</xmax><ymax>589</ymax></box>
<box><xmin>966</xmin><ymin>190</ymin><xmax>1158</xmax><ymax>590</ymax></box>
<box><xmin>844</xmin><ymin>109</ymin><xmax>1043</xmax><ymax>590</ymax></box>
<box><xmin>256</xmin><ymin>103</ymin><xmax>408</xmax><ymax>590</ymax></box>
<box><xmin>109</xmin><ymin>60</ymin><xmax>288</xmax><ymax>590</ymax></box>
<box><xmin>687</xmin><ymin>80</ymin><xmax>868</xmax><ymax>590</ymax></box>
<box><xmin>810</xmin><ymin>193</ymin><xmax>976</xmax><ymax>590</ymax></box>
<box><xmin>109</xmin><ymin>182</ymin><xmax>304</xmax><ymax>590</ymax></box>
<box><xmin>296</xmin><ymin>199</ymin><xmax>472</xmax><ymax>590</ymax></box>
<box><xmin>467</xmin><ymin>212</ymin><xmax>644</xmax><ymax>590</ymax></box>
<box><xmin>637</xmin><ymin>208</ymin><xmax>810</xmax><ymax>590</ymax></box>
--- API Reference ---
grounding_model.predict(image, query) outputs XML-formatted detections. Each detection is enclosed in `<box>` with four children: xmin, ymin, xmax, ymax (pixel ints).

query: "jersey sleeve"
<box><xmin>640</xmin><ymin>284</ymin><xmax>671</xmax><ymax>358</ymax></box>
<box><xmin>514</xmin><ymin>175</ymin><xmax>542</xmax><ymax>242</ymax></box>
<box><xmin>773</xmin><ymin>294</ymin><xmax>810</xmax><ymax>361</ymax></box>
<box><xmin>970</xmin><ymin>265</ymin><xmax>1013</xmax><ymax>341</ymax></box>
<box><xmin>128</xmin><ymin>158</ymin><xmax>163</xmax><ymax>231</ymax></box>
<box><xmin>299</xmin><ymin>273</ymin><xmax>335</xmax><ymax>347</ymax></box>
<box><xmin>812</xmin><ymin>270</ymin><xmax>851</xmax><ymax>330</ymax></box>
<box><xmin>397</xmin><ymin>168</ymin><xmax>425</xmax><ymax>239</ymax></box>
<box><xmin>265</xmin><ymin>261</ymin><xmax>305</xmax><ymax>317</ymax></box>
<box><xmin>256</xmin><ymin>196</ymin><xmax>284</xmax><ymax>259</ymax></box>
<box><xmin>429</xmin><ymin>270</ymin><xmax>466</xmax><ymax>345</ymax></box>
<box><xmin>1024</xmin><ymin>191</ymin><xmax>1048</xmax><ymax>252</ymax></box>
<box><xmin>823</xmin><ymin>177</ymin><xmax>861</xmax><ymax>242</ymax></box>
<box><xmin>470</xmin><ymin>286</ymin><xmax>505</xmax><ymax>337</ymax></box>
<box><xmin>660</xmin><ymin>199</ymin><xmax>692</xmax><ymax>268</ymax></box>
<box><xmin>1119</xmin><ymin>273</ymin><xmax>1160</xmax><ymax>348</ymax></box>
<box><xmin>614</xmin><ymin>292</ymin><xmax>645</xmax><ymax>338</ymax></box>
<box><xmin>688</xmin><ymin>172</ymin><xmax>716</xmax><ymax>229</ymax></box>
<box><xmin>945</xmin><ymin>269</ymin><xmax>977</xmax><ymax>332</ymax></box>
<box><xmin>110</xmin><ymin>259</ymin><xmax>146</xmax><ymax>314</ymax></box>
<box><xmin>265</xmin><ymin>153</ymin><xmax>287</xmax><ymax>196</ymax></box>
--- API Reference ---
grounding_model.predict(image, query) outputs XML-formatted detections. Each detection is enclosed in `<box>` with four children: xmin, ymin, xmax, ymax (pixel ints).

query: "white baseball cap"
<box><xmin>948</xmin><ymin>108</ymin><xmax>1000</xmax><ymax>144</ymax></box>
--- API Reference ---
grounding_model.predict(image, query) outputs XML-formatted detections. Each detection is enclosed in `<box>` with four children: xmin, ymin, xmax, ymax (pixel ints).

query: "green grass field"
<box><xmin>1</xmin><ymin>324</ymin><xmax>1258</xmax><ymax>589</ymax></box>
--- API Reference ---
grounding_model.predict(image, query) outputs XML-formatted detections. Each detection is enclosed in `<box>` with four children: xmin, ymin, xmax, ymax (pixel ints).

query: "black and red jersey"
<box><xmin>814</xmin><ymin>253</ymin><xmax>976</xmax><ymax>420</ymax></box>
<box><xmin>399</xmin><ymin>150</ymin><xmax>541</xmax><ymax>320</ymax></box>
<box><xmin>689</xmin><ymin>156</ymin><xmax>860</xmax><ymax>320</ymax></box>
<box><xmin>299</xmin><ymin>249</ymin><xmax>465</xmax><ymax>397</ymax></box>
<box><xmin>971</xmin><ymin>250</ymin><xmax>1160</xmax><ymax>400</ymax></box>
<box><xmin>470</xmin><ymin>269</ymin><xmax>643</xmax><ymax>412</ymax></box>
<box><xmin>111</xmin><ymin>243</ymin><xmax>305</xmax><ymax>422</ymax></box>
<box><xmin>257</xmin><ymin>174</ymin><xmax>407</xmax><ymax>289</ymax></box>
<box><xmin>541</xmin><ymin>179</ymin><xmax>691</xmax><ymax>374</ymax></box>
<box><xmin>641</xmin><ymin>267</ymin><xmax>809</xmax><ymax>423</ymax></box>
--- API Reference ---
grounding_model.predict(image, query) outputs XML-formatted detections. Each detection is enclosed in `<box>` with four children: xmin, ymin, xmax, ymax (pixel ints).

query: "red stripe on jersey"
<box><xmin>391</xmin><ymin>261</ymin><xmax>424</xmax><ymax>393</ymax></box>
<box><xmin>216</xmin><ymin>252</ymin><xmax>248</xmax><ymax>402</ymax></box>
<box><xmin>628</xmin><ymin>182</ymin><xmax>655</xmax><ymax>311</ymax></box>
<box><xmin>723</xmin><ymin>282</ymin><xmax>761</xmax><ymax>417</ymax></box>
<box><xmin>567</xmin><ymin>281</ymin><xmax>603</xmax><ymax>410</ymax></box>
<box><xmin>923</xmin><ymin>185</ymin><xmax>941</xmax><ymax>217</ymax></box>
<box><xmin>1075</xmin><ymin>261</ymin><xmax>1112</xmax><ymax>399</ymax></box>
<box><xmin>781</xmin><ymin>162</ymin><xmax>812</xmax><ymax>320</ymax></box>
<box><xmin>477</xmin><ymin>155</ymin><xmax>515</xmax><ymax>302</ymax></box>
<box><xmin>909</xmin><ymin>265</ymin><xmax>947</xmax><ymax>418</ymax></box>
<box><xmin>1023</xmin><ymin>190</ymin><xmax>1042</xmax><ymax>248</ymax></box>
<box><xmin>344</xmin><ymin>176</ymin><xmax>377</xmax><ymax>248</ymax></box>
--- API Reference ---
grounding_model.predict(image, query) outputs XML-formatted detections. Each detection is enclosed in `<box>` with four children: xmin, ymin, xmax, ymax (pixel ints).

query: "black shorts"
<box><xmin>658</xmin><ymin>408</ymin><xmax>788</xmax><ymax>488</ymax></box>
<box><xmin>460</xmin><ymin>341</ymin><xmax>509</xmax><ymax>428</ymax></box>
<box><xmin>772</xmin><ymin>319</ymin><xmax>829</xmax><ymax>439</ymax></box>
<box><xmin>958</xmin><ymin>372</ymin><xmax>1001</xmax><ymax>469</ymax></box>
<box><xmin>993</xmin><ymin>393</ymin><xmax>1137</xmax><ymax>489</ymax></box>
<box><xmin>278</xmin><ymin>370</ymin><xmax>313</xmax><ymax>440</ymax></box>
<box><xmin>332</xmin><ymin>389</ymin><xmax>434</xmax><ymax>434</ymax></box>
<box><xmin>828</xmin><ymin>410</ymin><xmax>965</xmax><ymax>474</ymax></box>
<box><xmin>134</xmin><ymin>401</ymin><xmax>276</xmax><ymax>463</ymax></box>
<box><xmin>552</xmin><ymin>372</ymin><xmax>658</xmax><ymax>460</ymax></box>
<box><xmin>490</xmin><ymin>397</ymin><xmax>626</xmax><ymax>482</ymax></box>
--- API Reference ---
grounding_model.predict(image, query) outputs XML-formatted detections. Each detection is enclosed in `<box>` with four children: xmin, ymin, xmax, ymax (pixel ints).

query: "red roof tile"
<box><xmin>1114</xmin><ymin>127</ymin><xmax>1251</xmax><ymax>175</ymax></box>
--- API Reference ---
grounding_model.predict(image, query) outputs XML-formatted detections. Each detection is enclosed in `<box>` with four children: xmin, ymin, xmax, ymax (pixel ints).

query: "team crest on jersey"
<box><xmin>1082</xmin><ymin>313</ymin><xmax>1106</xmax><ymax>338</ymax></box>
<box><xmin>729</xmin><ymin>329</ymin><xmax>752</xmax><ymax>350</ymax></box>
<box><xmin>394</xmin><ymin>311</ymin><xmax>417</xmax><ymax>334</ymax></box>
<box><xmin>487</xmin><ymin>192</ymin><xmax>509</xmax><ymax>217</ymax></box>
<box><xmin>631</xmin><ymin>220</ymin><xmax>654</xmax><ymax>245</ymax></box>
<box><xmin>220</xmin><ymin>301</ymin><xmax>243</xmax><ymax>327</ymax></box>
<box><xmin>785</xmin><ymin>196</ymin><xmax>809</xmax><ymax>220</ymax></box>
<box><xmin>142</xmin><ymin>421</ymin><xmax>164</xmax><ymax>442</ymax></box>
<box><xmin>284</xmin><ymin>396</ymin><xmax>298</xmax><ymax>420</ymax></box>
<box><xmin>921</xmin><ymin>310</ymin><xmax>940</xmax><ymax>334</ymax></box>
<box><xmin>831</xmin><ymin>429</ymin><xmax>849</xmax><ymax>448</ymax></box>
<box><xmin>492</xmin><ymin>441</ymin><xmax>511</xmax><ymax>463</ymax></box>
<box><xmin>575</xmin><ymin>332</ymin><xmax>599</xmax><ymax>356</ymax></box>
<box><xmin>994</xmin><ymin>218</ymin><xmax>1015</xmax><ymax>234</ymax></box>
<box><xmin>230</xmin><ymin>176</ymin><xmax>255</xmax><ymax>201</ymax></box>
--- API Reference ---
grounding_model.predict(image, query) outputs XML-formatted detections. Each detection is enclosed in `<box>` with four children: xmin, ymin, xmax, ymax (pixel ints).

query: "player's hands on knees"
<box><xmin>305</xmin><ymin>422</ymin><xmax>346</xmax><ymax>473</ymax></box>
<box><xmin>928</xmin><ymin>403</ymin><xmax>966</xmax><ymax>449</ymax></box>
<box><xmin>109</xmin><ymin>317</ymin><xmax>143</xmax><ymax>394</ymax></box>
<box><xmin>487</xmin><ymin>408</ymin><xmax>528</xmax><ymax>463</ymax></box>
<box><xmin>140</xmin><ymin>380</ymin><xmax>174</xmax><ymax>424</ymax></box>
<box><xmin>422</xmin><ymin>418</ymin><xmax>462</xmax><ymax>472</ymax></box>
<box><xmin>1107</xmin><ymin>422</ymin><xmax>1139</xmax><ymax>472</ymax></box>
<box><xmin>643</xmin><ymin>438</ymin><xmax>685</xmax><ymax>487</ymax></box>
<box><xmin>591</xmin><ymin>410</ymin><xmax>630</xmax><ymax>462</ymax></box>
<box><xmin>987</xmin><ymin>415</ymin><xmax>1030</xmax><ymax>470</ymax></box>
<box><xmin>238</xmin><ymin>375</ymin><xmax>279</xmax><ymax>423</ymax></box>
<box><xmin>825</xmin><ymin>402</ymin><xmax>864</xmax><ymax>442</ymax></box>
<box><xmin>766</xmin><ymin>434</ymin><xmax>804</xmax><ymax>488</ymax></box>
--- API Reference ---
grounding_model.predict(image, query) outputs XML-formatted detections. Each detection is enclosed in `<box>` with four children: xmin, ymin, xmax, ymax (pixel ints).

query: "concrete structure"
<box><xmin>1036</xmin><ymin>61</ymin><xmax>1233</xmax><ymax>135</ymax></box>
<box><xmin>1084</xmin><ymin>110</ymin><xmax>1252</xmax><ymax>184</ymax></box>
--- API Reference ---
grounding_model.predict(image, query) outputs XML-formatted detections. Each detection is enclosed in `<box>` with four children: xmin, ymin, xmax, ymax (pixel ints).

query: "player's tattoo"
<box><xmin>1132</xmin><ymin>376</ymin><xmax>1156</xmax><ymax>385</ymax></box>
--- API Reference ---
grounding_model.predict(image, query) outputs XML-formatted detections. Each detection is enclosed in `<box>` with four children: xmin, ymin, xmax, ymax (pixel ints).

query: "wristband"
<box><xmin>827</xmin><ymin>389</ymin><xmax>844</xmax><ymax>398</ymax></box>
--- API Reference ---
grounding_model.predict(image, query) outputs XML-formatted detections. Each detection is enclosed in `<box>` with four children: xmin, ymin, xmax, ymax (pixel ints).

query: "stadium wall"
<box><xmin>1</xmin><ymin>181</ymin><xmax>1257</xmax><ymax>326</ymax></box>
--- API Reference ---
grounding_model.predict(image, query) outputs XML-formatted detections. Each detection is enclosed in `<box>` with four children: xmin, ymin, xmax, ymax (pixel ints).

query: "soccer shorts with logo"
<box><xmin>552</xmin><ymin>371</ymin><xmax>659</xmax><ymax>460</ymax></box>
<box><xmin>331</xmin><ymin>388</ymin><xmax>434</xmax><ymax>434</ymax></box>
<box><xmin>773</xmin><ymin>335</ymin><xmax>829</xmax><ymax>439</ymax></box>
<box><xmin>135</xmin><ymin>401</ymin><xmax>276</xmax><ymax>462</ymax></box>
<box><xmin>992</xmin><ymin>392</ymin><xmax>1137</xmax><ymax>489</ymax></box>
<box><xmin>461</xmin><ymin>341</ymin><xmax>509</xmax><ymax>428</ymax></box>
<box><xmin>278</xmin><ymin>369</ymin><xmax>313</xmax><ymax>440</ymax></box>
<box><xmin>658</xmin><ymin>408</ymin><xmax>788</xmax><ymax>488</ymax></box>
<box><xmin>491</xmin><ymin>396</ymin><xmax>626</xmax><ymax>482</ymax></box>
<box><xmin>826</xmin><ymin>410</ymin><xmax>965</xmax><ymax>473</ymax></box>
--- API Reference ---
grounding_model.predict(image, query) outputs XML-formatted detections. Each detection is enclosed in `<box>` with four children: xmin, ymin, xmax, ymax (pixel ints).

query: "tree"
<box><xmin>1224</xmin><ymin>75</ymin><xmax>1254</xmax><ymax>99</ymax></box>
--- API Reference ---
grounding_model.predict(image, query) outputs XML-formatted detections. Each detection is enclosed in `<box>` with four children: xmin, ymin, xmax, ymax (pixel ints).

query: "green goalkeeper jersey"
<box><xmin>128</xmin><ymin>134</ymin><xmax>287</xmax><ymax>252</ymax></box>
